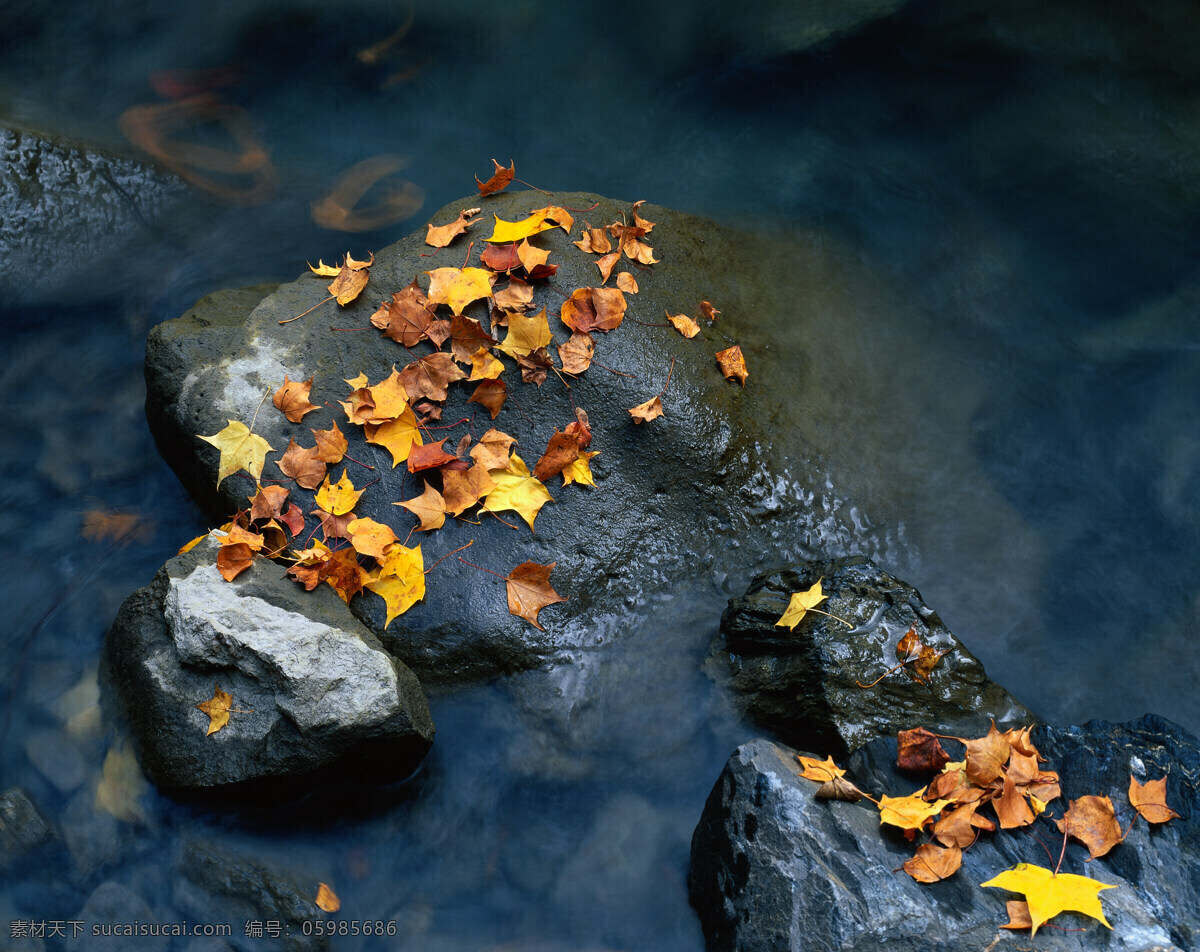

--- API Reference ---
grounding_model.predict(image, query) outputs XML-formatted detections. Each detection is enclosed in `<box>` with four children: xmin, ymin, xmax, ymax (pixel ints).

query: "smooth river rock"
<box><xmin>104</xmin><ymin>537</ymin><xmax>434</xmax><ymax>790</ymax></box>
<box><xmin>143</xmin><ymin>189</ymin><xmax>873</xmax><ymax>684</ymax></box>
<box><xmin>690</xmin><ymin>714</ymin><xmax>1199</xmax><ymax>952</ymax></box>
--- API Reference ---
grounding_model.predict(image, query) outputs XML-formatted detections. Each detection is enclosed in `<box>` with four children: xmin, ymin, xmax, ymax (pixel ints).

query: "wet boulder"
<box><xmin>690</xmin><ymin>714</ymin><xmax>1198</xmax><ymax>952</ymax></box>
<box><xmin>143</xmin><ymin>189</ymin><xmax>865</xmax><ymax>684</ymax></box>
<box><xmin>104</xmin><ymin>538</ymin><xmax>434</xmax><ymax>791</ymax></box>
<box><xmin>717</xmin><ymin>555</ymin><xmax>1034</xmax><ymax>757</ymax></box>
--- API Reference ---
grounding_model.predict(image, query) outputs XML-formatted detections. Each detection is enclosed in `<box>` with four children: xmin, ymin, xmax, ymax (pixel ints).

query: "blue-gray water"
<box><xmin>3</xmin><ymin>1</ymin><xmax>1199</xmax><ymax>948</ymax></box>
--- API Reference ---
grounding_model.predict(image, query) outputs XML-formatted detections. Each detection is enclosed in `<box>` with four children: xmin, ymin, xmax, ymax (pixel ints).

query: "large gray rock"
<box><xmin>144</xmin><ymin>189</ymin><xmax>873</xmax><ymax>684</ymax></box>
<box><xmin>717</xmin><ymin>555</ymin><xmax>1033</xmax><ymax>756</ymax></box>
<box><xmin>104</xmin><ymin>537</ymin><xmax>433</xmax><ymax>790</ymax></box>
<box><xmin>0</xmin><ymin>122</ymin><xmax>187</xmax><ymax>305</ymax></box>
<box><xmin>690</xmin><ymin>714</ymin><xmax>1199</xmax><ymax>952</ymax></box>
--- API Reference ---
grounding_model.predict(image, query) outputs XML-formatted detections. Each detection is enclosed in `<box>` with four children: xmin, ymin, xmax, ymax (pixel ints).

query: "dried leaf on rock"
<box><xmin>280</xmin><ymin>503</ymin><xmax>306</xmax><ymax>537</ymax></box>
<box><xmin>566</xmin><ymin>408</ymin><xmax>592</xmax><ymax>448</ymax></box>
<box><xmin>273</xmin><ymin>374</ymin><xmax>319</xmax><ymax>422</ymax></box>
<box><xmin>616</xmin><ymin>272</ymin><xmax>638</xmax><ymax>294</ymax></box>
<box><xmin>468</xmin><ymin>347</ymin><xmax>505</xmax><ymax>380</ymax></box>
<box><xmin>468</xmin><ymin>379</ymin><xmax>507</xmax><ymax>419</ymax></box>
<box><xmin>322</xmin><ymin>547</ymin><xmax>367</xmax><ymax>602</ymax></box>
<box><xmin>196</xmin><ymin>685</ymin><xmax>237</xmax><ymax>736</ymax></box>
<box><xmin>506</xmin><ymin>561</ymin><xmax>567</xmax><ymax>629</ymax></box>
<box><xmin>516</xmin><ymin>346</ymin><xmax>554</xmax><ymax>385</ymax></box>
<box><xmin>932</xmin><ymin>802</ymin><xmax>985</xmax><ymax>848</ymax></box>
<box><xmin>1129</xmin><ymin>775</ymin><xmax>1180</xmax><ymax>824</ymax></box>
<box><xmin>815</xmin><ymin>776</ymin><xmax>865</xmax><ymax>802</ymax></box>
<box><xmin>1001</xmin><ymin>901</ymin><xmax>1033</xmax><ymax>930</ymax></box>
<box><xmin>315</xmin><ymin>883</ymin><xmax>341</xmax><ymax>914</ymax></box>
<box><xmin>533</xmin><ymin>431</ymin><xmax>581</xmax><ymax>482</ymax></box>
<box><xmin>716</xmin><ymin>345</ymin><xmax>749</xmax><ymax>386</ymax></box>
<box><xmin>396</xmin><ymin>482</ymin><xmax>447</xmax><ymax>531</ymax></box>
<box><xmin>399</xmin><ymin>352</ymin><xmax>467</xmax><ymax>403</ymax></box>
<box><xmin>216</xmin><ymin>542</ymin><xmax>254</xmax><ymax>581</ymax></box>
<box><xmin>313</xmin><ymin>508</ymin><xmax>355</xmax><ymax>542</ymax></box>
<box><xmin>699</xmin><ymin>300</ymin><xmax>720</xmax><ymax>322</ymax></box>
<box><xmin>365</xmin><ymin>409</ymin><xmax>423</xmax><ymax>467</ymax></box>
<box><xmin>470</xmin><ymin>429</ymin><xmax>517</xmax><ymax>471</ymax></box>
<box><xmin>517</xmin><ymin>238</ymin><xmax>552</xmax><ymax>275</ymax></box>
<box><xmin>366</xmin><ymin>544</ymin><xmax>425</xmax><ymax>626</ymax></box>
<box><xmin>981</xmin><ymin>862</ymin><xmax>1115</xmax><ymax>936</ymax></box>
<box><xmin>995</xmin><ymin>773</ymin><xmax>1037</xmax><ymax>830</ymax></box>
<box><xmin>483</xmin><ymin>453</ymin><xmax>553</xmax><ymax>530</ymax></box>
<box><xmin>311</xmin><ymin>422</ymin><xmax>348</xmax><ymax>463</ymax></box>
<box><xmin>561</xmin><ymin>451</ymin><xmax>599</xmax><ymax>488</ymax></box>
<box><xmin>628</xmin><ymin>395</ymin><xmax>663</xmax><ymax>424</ymax></box>
<box><xmin>667</xmin><ymin>312</ymin><xmax>700</xmax><ymax>339</ymax></box>
<box><xmin>964</xmin><ymin>722</ymin><xmax>1011</xmax><ymax>787</ymax></box>
<box><xmin>481</xmin><ymin>241</ymin><xmax>522</xmax><ymax>273</ymax></box>
<box><xmin>407</xmin><ymin>439</ymin><xmax>459</xmax><ymax>473</ymax></box>
<box><xmin>224</xmin><ymin>523</ymin><xmax>265</xmax><ymax>551</ymax></box>
<box><xmin>199</xmin><ymin>421</ymin><xmax>274</xmax><ymax>487</ymax></box>
<box><xmin>249</xmin><ymin>484</ymin><xmax>290</xmax><ymax>522</ymax></box>
<box><xmin>897</xmin><ymin>727</ymin><xmax>952</xmax><ymax>774</ymax></box>
<box><xmin>1056</xmin><ymin>795</ymin><xmax>1123</xmax><ymax>859</ymax></box>
<box><xmin>487</xmin><ymin>211</ymin><xmax>556</xmax><ymax>244</ymax></box>
<box><xmin>442</xmin><ymin>465</ymin><xmax>496</xmax><ymax>516</ymax></box>
<box><xmin>346</xmin><ymin>517</ymin><xmax>398</xmax><ymax>559</ymax></box>
<box><xmin>371</xmin><ymin>280</ymin><xmax>438</xmax><ymax>346</ymax></box>
<box><xmin>903</xmin><ymin>843</ymin><xmax>962</xmax><ymax>883</ymax></box>
<box><xmin>425</xmin><ymin>266</ymin><xmax>494</xmax><ymax>315</ymax></box>
<box><xmin>476</xmin><ymin>159</ymin><xmax>514</xmax><ymax>196</ymax></box>
<box><xmin>795</xmin><ymin>755</ymin><xmax>846</xmax><ymax>783</ymax></box>
<box><xmin>315</xmin><ymin>469</ymin><xmax>364</xmax><ymax>516</ymax></box>
<box><xmin>450</xmin><ymin>314</ymin><xmax>499</xmax><ymax>364</ymax></box>
<box><xmin>426</xmin><ymin>207</ymin><xmax>482</xmax><ymax>247</ymax></box>
<box><xmin>494</xmin><ymin>277</ymin><xmax>534</xmax><ymax>312</ymax></box>
<box><xmin>878</xmin><ymin>788</ymin><xmax>951</xmax><ymax>833</ymax></box>
<box><xmin>775</xmin><ymin>580</ymin><xmax>829</xmax><ymax>631</ymax></box>
<box><xmin>326</xmin><ymin>259</ymin><xmax>371</xmax><ymax>305</ymax></box>
<box><xmin>560</xmin><ymin>288</ymin><xmax>626</xmax><ymax>334</ymax></box>
<box><xmin>595</xmin><ymin>251</ymin><xmax>620</xmax><ymax>284</ymax></box>
<box><xmin>498</xmin><ymin>307</ymin><xmax>553</xmax><ymax>359</ymax></box>
<box><xmin>531</xmin><ymin>205</ymin><xmax>574</xmax><ymax>233</ymax></box>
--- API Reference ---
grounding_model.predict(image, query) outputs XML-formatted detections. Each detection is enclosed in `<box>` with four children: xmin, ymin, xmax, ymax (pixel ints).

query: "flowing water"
<box><xmin>3</xmin><ymin>1</ymin><xmax>1200</xmax><ymax>948</ymax></box>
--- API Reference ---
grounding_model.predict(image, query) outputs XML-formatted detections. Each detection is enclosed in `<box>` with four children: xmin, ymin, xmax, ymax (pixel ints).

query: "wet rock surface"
<box><xmin>690</xmin><ymin>714</ymin><xmax>1199</xmax><ymax>952</ymax></box>
<box><xmin>0</xmin><ymin>788</ymin><xmax>50</xmax><ymax>872</ymax></box>
<box><xmin>143</xmin><ymin>189</ymin><xmax>857</xmax><ymax>684</ymax></box>
<box><xmin>104</xmin><ymin>537</ymin><xmax>434</xmax><ymax>791</ymax></box>
<box><xmin>717</xmin><ymin>555</ymin><xmax>1033</xmax><ymax>756</ymax></box>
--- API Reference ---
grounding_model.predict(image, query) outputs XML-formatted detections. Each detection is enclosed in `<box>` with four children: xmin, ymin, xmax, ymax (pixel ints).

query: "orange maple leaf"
<box><xmin>273</xmin><ymin>374</ymin><xmax>319</xmax><ymax>423</ymax></box>
<box><xmin>506</xmin><ymin>561</ymin><xmax>567</xmax><ymax>629</ymax></box>
<box><xmin>1129</xmin><ymin>775</ymin><xmax>1181</xmax><ymax>824</ymax></box>
<box><xmin>476</xmin><ymin>159</ymin><xmax>514</xmax><ymax>196</ymax></box>
<box><xmin>425</xmin><ymin>207</ymin><xmax>482</xmax><ymax>248</ymax></box>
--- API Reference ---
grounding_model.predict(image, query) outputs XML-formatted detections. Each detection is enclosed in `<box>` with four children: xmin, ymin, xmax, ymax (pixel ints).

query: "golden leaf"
<box><xmin>981</xmin><ymin>862</ymin><xmax>1115</xmax><ymax>935</ymax></box>
<box><xmin>198</xmin><ymin>421</ymin><xmax>274</xmax><ymax>487</ymax></box>
<box><xmin>775</xmin><ymin>580</ymin><xmax>828</xmax><ymax>630</ymax></box>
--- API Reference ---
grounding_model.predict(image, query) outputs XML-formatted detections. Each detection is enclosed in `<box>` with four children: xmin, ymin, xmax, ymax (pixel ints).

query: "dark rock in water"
<box><xmin>717</xmin><ymin>555</ymin><xmax>1033</xmax><ymax>756</ymax></box>
<box><xmin>143</xmin><ymin>189</ymin><xmax>865</xmax><ymax>684</ymax></box>
<box><xmin>0</xmin><ymin>122</ymin><xmax>188</xmax><ymax>306</ymax></box>
<box><xmin>0</xmin><ymin>788</ymin><xmax>50</xmax><ymax>872</ymax></box>
<box><xmin>690</xmin><ymin>714</ymin><xmax>1199</xmax><ymax>952</ymax></box>
<box><xmin>174</xmin><ymin>841</ymin><xmax>327</xmax><ymax>952</ymax></box>
<box><xmin>105</xmin><ymin>537</ymin><xmax>433</xmax><ymax>791</ymax></box>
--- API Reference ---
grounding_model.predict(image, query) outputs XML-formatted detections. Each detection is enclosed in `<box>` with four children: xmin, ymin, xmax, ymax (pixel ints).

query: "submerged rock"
<box><xmin>143</xmin><ymin>189</ymin><xmax>873</xmax><ymax>684</ymax></box>
<box><xmin>0</xmin><ymin>789</ymin><xmax>50</xmax><ymax>872</ymax></box>
<box><xmin>105</xmin><ymin>537</ymin><xmax>433</xmax><ymax>791</ymax></box>
<box><xmin>690</xmin><ymin>714</ymin><xmax>1199</xmax><ymax>952</ymax></box>
<box><xmin>717</xmin><ymin>555</ymin><xmax>1032</xmax><ymax>756</ymax></box>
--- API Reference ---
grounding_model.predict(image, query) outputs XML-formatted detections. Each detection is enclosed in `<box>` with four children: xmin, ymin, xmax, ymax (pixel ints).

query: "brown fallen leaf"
<box><xmin>395</xmin><ymin>482</ymin><xmax>447</xmax><ymax>531</ymax></box>
<box><xmin>533</xmin><ymin>430</ymin><xmax>582</xmax><ymax>482</ymax></box>
<box><xmin>560</xmin><ymin>287</ymin><xmax>627</xmax><ymax>334</ymax></box>
<box><xmin>815</xmin><ymin>775</ymin><xmax>865</xmax><ymax>802</ymax></box>
<box><xmin>216</xmin><ymin>542</ymin><xmax>254</xmax><ymax>581</ymax></box>
<box><xmin>1056</xmin><ymin>795</ymin><xmax>1124</xmax><ymax>859</ymax></box>
<box><xmin>195</xmin><ymin>684</ymin><xmax>251</xmax><ymax>736</ymax></box>
<box><xmin>715</xmin><ymin>344</ymin><xmax>749</xmax><ymax>386</ymax></box>
<box><xmin>476</xmin><ymin>158</ymin><xmax>515</xmax><ymax>196</ymax></box>
<box><xmin>273</xmin><ymin>374</ymin><xmax>319</xmax><ymax>423</ymax></box>
<box><xmin>897</xmin><ymin>727</ymin><xmax>951</xmax><ymax>774</ymax></box>
<box><xmin>616</xmin><ymin>272</ymin><xmax>639</xmax><ymax>294</ymax></box>
<box><xmin>902</xmin><ymin>843</ymin><xmax>962</xmax><ymax>883</ymax></box>
<box><xmin>558</xmin><ymin>332</ymin><xmax>595</xmax><ymax>375</ymax></box>
<box><xmin>277</xmin><ymin>438</ymin><xmax>327</xmax><ymax>490</ymax></box>
<box><xmin>506</xmin><ymin>561</ymin><xmax>567</xmax><ymax>629</ymax></box>
<box><xmin>1129</xmin><ymin>775</ymin><xmax>1181</xmax><ymax>824</ymax></box>
<box><xmin>426</xmin><ymin>207</ymin><xmax>482</xmax><ymax>248</ymax></box>
<box><xmin>311</xmin><ymin>422</ymin><xmax>348</xmax><ymax>464</ymax></box>
<box><xmin>468</xmin><ymin>379</ymin><xmax>507</xmax><ymax>419</ymax></box>
<box><xmin>629</xmin><ymin>395</ymin><xmax>663</xmax><ymax>424</ymax></box>
<box><xmin>315</xmin><ymin>882</ymin><xmax>341</xmax><ymax>913</ymax></box>
<box><xmin>699</xmin><ymin>300</ymin><xmax>720</xmax><ymax>322</ymax></box>
<box><xmin>667</xmin><ymin>312</ymin><xmax>700</xmax><ymax>339</ymax></box>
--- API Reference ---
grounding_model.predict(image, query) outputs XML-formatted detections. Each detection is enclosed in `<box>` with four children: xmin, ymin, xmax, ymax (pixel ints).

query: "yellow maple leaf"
<box><xmin>878</xmin><ymin>787</ymin><xmax>952</xmax><ymax>832</ymax></box>
<box><xmin>468</xmin><ymin>347</ymin><xmax>505</xmax><ymax>381</ymax></box>
<box><xmin>364</xmin><ymin>409</ymin><xmax>423</xmax><ymax>467</ymax></box>
<box><xmin>981</xmin><ymin>862</ymin><xmax>1115</xmax><ymax>935</ymax></box>
<box><xmin>198</xmin><ymin>421</ymin><xmax>274</xmax><ymax>487</ymax></box>
<box><xmin>775</xmin><ymin>580</ymin><xmax>828</xmax><ymax>630</ymax></box>
<box><xmin>346</xmin><ymin>517</ymin><xmax>398</xmax><ymax>559</ymax></box>
<box><xmin>497</xmin><ymin>307</ymin><xmax>553</xmax><ymax>360</ymax></box>
<box><xmin>481</xmin><ymin>453</ymin><xmax>553</xmax><ymax>530</ymax></box>
<box><xmin>486</xmin><ymin>211</ymin><xmax>556</xmax><ymax>243</ymax></box>
<box><xmin>315</xmin><ymin>882</ymin><xmax>341</xmax><ymax>913</ymax></box>
<box><xmin>315</xmin><ymin>469</ymin><xmax>364</xmax><ymax>516</ymax></box>
<box><xmin>795</xmin><ymin>754</ymin><xmax>846</xmax><ymax>783</ymax></box>
<box><xmin>561</xmin><ymin>450</ymin><xmax>600</xmax><ymax>488</ymax></box>
<box><xmin>365</xmin><ymin>544</ymin><xmax>425</xmax><ymax>627</ymax></box>
<box><xmin>195</xmin><ymin>685</ymin><xmax>240</xmax><ymax>736</ymax></box>
<box><xmin>424</xmin><ymin>266</ymin><xmax>493</xmax><ymax>315</ymax></box>
<box><xmin>394</xmin><ymin>482</ymin><xmax>447</xmax><ymax>531</ymax></box>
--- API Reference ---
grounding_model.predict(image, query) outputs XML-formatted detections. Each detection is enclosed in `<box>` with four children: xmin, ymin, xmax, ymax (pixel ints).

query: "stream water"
<box><xmin>3</xmin><ymin>1</ymin><xmax>1200</xmax><ymax>949</ymax></box>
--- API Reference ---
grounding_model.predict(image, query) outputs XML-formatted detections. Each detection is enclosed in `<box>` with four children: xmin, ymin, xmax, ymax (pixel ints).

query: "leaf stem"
<box><xmin>457</xmin><ymin>555</ymin><xmax>505</xmax><ymax>580</ymax></box>
<box><xmin>279</xmin><ymin>294</ymin><xmax>334</xmax><ymax>325</ymax></box>
<box><xmin>426</xmin><ymin>540</ymin><xmax>474</xmax><ymax>574</ymax></box>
